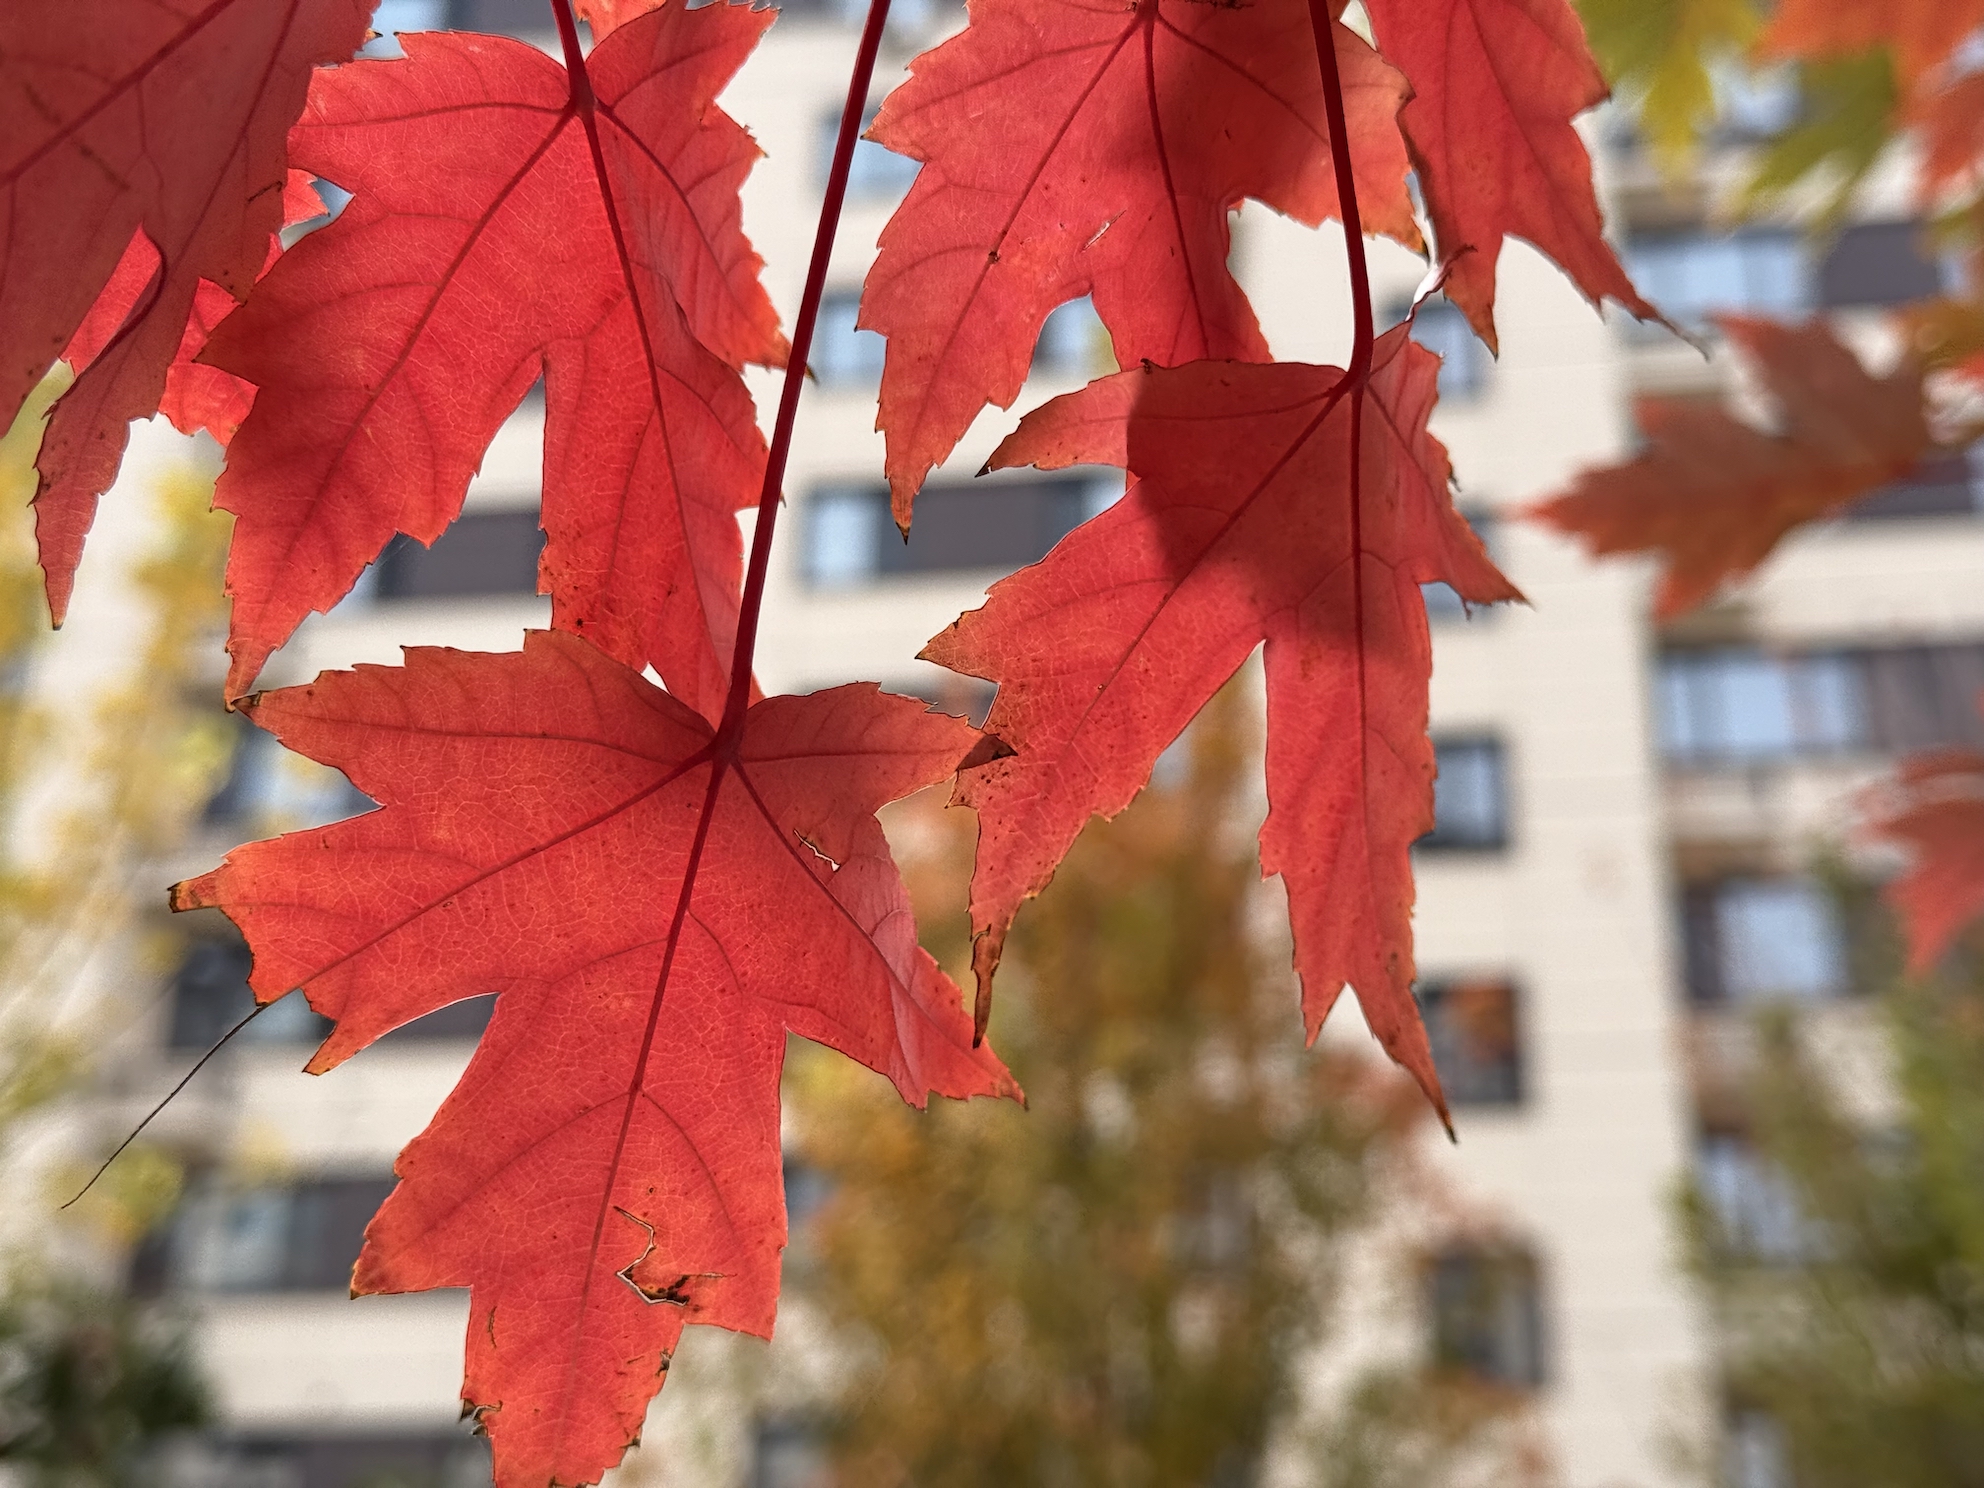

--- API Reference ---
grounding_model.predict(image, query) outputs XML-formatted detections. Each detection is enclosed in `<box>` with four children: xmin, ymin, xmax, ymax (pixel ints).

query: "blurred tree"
<box><xmin>1683</xmin><ymin>933</ymin><xmax>1984</xmax><ymax>1488</ymax></box>
<box><xmin>0</xmin><ymin>388</ymin><xmax>227</xmax><ymax>1481</ymax></box>
<box><xmin>788</xmin><ymin>685</ymin><xmax>1546</xmax><ymax>1488</ymax></box>
<box><xmin>0</xmin><ymin>1276</ymin><xmax>208</xmax><ymax>1487</ymax></box>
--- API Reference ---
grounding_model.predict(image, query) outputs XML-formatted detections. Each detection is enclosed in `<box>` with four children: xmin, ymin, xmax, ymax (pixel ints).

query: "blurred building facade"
<box><xmin>67</xmin><ymin>4</ymin><xmax>1976</xmax><ymax>1486</ymax></box>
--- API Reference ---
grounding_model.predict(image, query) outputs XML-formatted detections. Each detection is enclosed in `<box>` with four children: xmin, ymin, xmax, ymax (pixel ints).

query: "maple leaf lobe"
<box><xmin>1865</xmin><ymin>748</ymin><xmax>1984</xmax><ymax>975</ymax></box>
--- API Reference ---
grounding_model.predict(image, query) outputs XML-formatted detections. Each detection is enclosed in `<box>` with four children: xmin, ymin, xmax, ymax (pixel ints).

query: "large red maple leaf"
<box><xmin>1361</xmin><ymin>0</ymin><xmax>1658</xmax><ymax>352</ymax></box>
<box><xmin>171</xmin><ymin>630</ymin><xmax>1018</xmax><ymax>1487</ymax></box>
<box><xmin>1864</xmin><ymin>747</ymin><xmax>1984</xmax><ymax>975</ymax></box>
<box><xmin>1531</xmin><ymin>316</ymin><xmax>1933</xmax><ymax>620</ymax></box>
<box><xmin>0</xmin><ymin>0</ymin><xmax>378</xmax><ymax>622</ymax></box>
<box><xmin>204</xmin><ymin>4</ymin><xmax>786</xmax><ymax>712</ymax></box>
<box><xmin>861</xmin><ymin>0</ymin><xmax>1419</xmax><ymax>521</ymax></box>
<box><xmin>922</xmin><ymin>326</ymin><xmax>1521</xmax><ymax>1115</ymax></box>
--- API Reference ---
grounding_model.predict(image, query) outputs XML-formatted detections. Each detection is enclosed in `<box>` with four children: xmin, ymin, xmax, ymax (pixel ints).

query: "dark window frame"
<box><xmin>372</xmin><ymin>508</ymin><xmax>545</xmax><ymax>602</ymax></box>
<box><xmin>1426</xmin><ymin>1244</ymin><xmax>1547</xmax><ymax>1388</ymax></box>
<box><xmin>1419</xmin><ymin>735</ymin><xmax>1510</xmax><ymax>852</ymax></box>
<box><xmin>1417</xmin><ymin>978</ymin><xmax>1524</xmax><ymax>1106</ymax></box>
<box><xmin>802</xmin><ymin>472</ymin><xmax>1116</xmax><ymax>588</ymax></box>
<box><xmin>1421</xmin><ymin>508</ymin><xmax>1499</xmax><ymax>624</ymax></box>
<box><xmin>1681</xmin><ymin>874</ymin><xmax>1852</xmax><ymax>1007</ymax></box>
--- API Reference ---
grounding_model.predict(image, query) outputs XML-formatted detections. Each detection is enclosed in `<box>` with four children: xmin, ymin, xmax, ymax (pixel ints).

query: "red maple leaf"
<box><xmin>1530</xmin><ymin>316</ymin><xmax>1933</xmax><ymax>620</ymax></box>
<box><xmin>1758</xmin><ymin>0</ymin><xmax>1984</xmax><ymax>85</ymax></box>
<box><xmin>0</xmin><ymin>0</ymin><xmax>378</xmax><ymax>622</ymax></box>
<box><xmin>55</xmin><ymin>171</ymin><xmax>328</xmax><ymax>465</ymax></box>
<box><xmin>861</xmin><ymin>0</ymin><xmax>1419</xmax><ymax>520</ymax></box>
<box><xmin>1864</xmin><ymin>746</ymin><xmax>1984</xmax><ymax>975</ymax></box>
<box><xmin>1914</xmin><ymin>72</ymin><xmax>1984</xmax><ymax>200</ymax></box>
<box><xmin>203</xmin><ymin>5</ymin><xmax>786</xmax><ymax>713</ymax></box>
<box><xmin>922</xmin><ymin>326</ymin><xmax>1521</xmax><ymax>1116</ymax></box>
<box><xmin>1361</xmin><ymin>0</ymin><xmax>1659</xmax><ymax>351</ymax></box>
<box><xmin>171</xmin><ymin>630</ymin><xmax>1019</xmax><ymax>1487</ymax></box>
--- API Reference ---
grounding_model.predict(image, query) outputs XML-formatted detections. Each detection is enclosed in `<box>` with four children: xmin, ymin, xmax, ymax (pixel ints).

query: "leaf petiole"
<box><xmin>720</xmin><ymin>0</ymin><xmax>898</xmax><ymax>743</ymax></box>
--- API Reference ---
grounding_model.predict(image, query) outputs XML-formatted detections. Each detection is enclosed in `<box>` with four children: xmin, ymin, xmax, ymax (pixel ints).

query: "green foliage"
<box><xmin>0</xmin><ymin>390</ymin><xmax>230</xmax><ymax>1479</ymax></box>
<box><xmin>1574</xmin><ymin>0</ymin><xmax>1902</xmax><ymax>220</ymax></box>
<box><xmin>1684</xmin><ymin>963</ymin><xmax>1984</xmax><ymax>1488</ymax></box>
<box><xmin>1740</xmin><ymin>52</ymin><xmax>1900</xmax><ymax>224</ymax></box>
<box><xmin>1575</xmin><ymin>0</ymin><xmax>1762</xmax><ymax>166</ymax></box>
<box><xmin>790</xmin><ymin>687</ymin><xmax>1537</xmax><ymax>1488</ymax></box>
<box><xmin>0</xmin><ymin>1274</ymin><xmax>208</xmax><ymax>1487</ymax></box>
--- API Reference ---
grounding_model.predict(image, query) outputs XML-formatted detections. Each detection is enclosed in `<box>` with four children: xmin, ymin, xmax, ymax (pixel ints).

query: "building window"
<box><xmin>1422</xmin><ymin>510</ymin><xmax>1497</xmax><ymax>622</ymax></box>
<box><xmin>1816</xmin><ymin>220</ymin><xmax>1948</xmax><ymax>309</ymax></box>
<box><xmin>1420</xmin><ymin>737</ymin><xmax>1508</xmax><ymax>851</ymax></box>
<box><xmin>168</xmin><ymin>937</ymin><xmax>331</xmax><ymax>1050</ymax></box>
<box><xmin>1658</xmin><ymin>647</ymin><xmax>1863</xmax><ymax>763</ymax></box>
<box><xmin>1696</xmin><ymin>1132</ymin><xmax>1811</xmax><ymax>1262</ymax></box>
<box><xmin>1033</xmin><ymin>297</ymin><xmax>1105</xmax><ymax>379</ymax></box>
<box><xmin>1390</xmin><ymin>297</ymin><xmax>1488</xmax><ymax>400</ymax></box>
<box><xmin>1683</xmin><ymin>876</ymin><xmax>1849</xmax><ymax>1006</ymax></box>
<box><xmin>812</xmin><ymin>290</ymin><xmax>886</xmax><ymax>388</ymax></box>
<box><xmin>1659</xmin><ymin>643</ymin><xmax>1984</xmax><ymax>764</ymax></box>
<box><xmin>1725</xmin><ymin>1407</ymin><xmax>1792</xmax><ymax>1488</ymax></box>
<box><xmin>392</xmin><ymin>994</ymin><xmax>497</xmax><ymax>1041</ymax></box>
<box><xmin>167</xmin><ymin>937</ymin><xmax>493</xmax><ymax>1050</ymax></box>
<box><xmin>1860</xmin><ymin>645</ymin><xmax>1984</xmax><ymax>750</ymax></box>
<box><xmin>373</xmin><ymin>509</ymin><xmax>544</xmax><ymax>601</ymax></box>
<box><xmin>1707</xmin><ymin>62</ymin><xmax>1801</xmax><ymax>141</ymax></box>
<box><xmin>194</xmin><ymin>1432</ymin><xmax>492</xmax><ymax>1488</ymax></box>
<box><xmin>356</xmin><ymin>0</ymin><xmax>447</xmax><ymax>55</ymax></box>
<box><xmin>1427</xmin><ymin>1246</ymin><xmax>1545</xmax><ymax>1387</ymax></box>
<box><xmin>206</xmin><ymin>716</ymin><xmax>374</xmax><ymax>833</ymax></box>
<box><xmin>163</xmin><ymin>1176</ymin><xmax>398</xmax><ymax>1294</ymax></box>
<box><xmin>803</xmin><ymin>472</ymin><xmax>1118</xmax><ymax>588</ymax></box>
<box><xmin>752</xmin><ymin>1420</ymin><xmax>828</xmax><ymax>1488</ymax></box>
<box><xmin>1848</xmin><ymin>448</ymin><xmax>1982</xmax><ymax>520</ymax></box>
<box><xmin>444</xmin><ymin>0</ymin><xmax>549</xmax><ymax>33</ymax></box>
<box><xmin>1623</xmin><ymin>229</ymin><xmax>1808</xmax><ymax>334</ymax></box>
<box><xmin>822</xmin><ymin>105</ymin><xmax>919</xmax><ymax>201</ymax></box>
<box><xmin>1418</xmin><ymin>979</ymin><xmax>1523</xmax><ymax>1106</ymax></box>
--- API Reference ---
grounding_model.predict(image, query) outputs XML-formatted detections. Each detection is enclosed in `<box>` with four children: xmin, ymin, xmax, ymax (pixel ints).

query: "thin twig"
<box><xmin>62</xmin><ymin>1001</ymin><xmax>267</xmax><ymax>1209</ymax></box>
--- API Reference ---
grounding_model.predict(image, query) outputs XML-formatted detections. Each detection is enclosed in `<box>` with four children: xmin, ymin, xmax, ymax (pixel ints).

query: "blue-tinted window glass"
<box><xmin>360</xmin><ymin>0</ymin><xmax>446</xmax><ymax>55</ymax></box>
<box><xmin>1698</xmin><ymin>1133</ymin><xmax>1811</xmax><ymax>1260</ymax></box>
<box><xmin>1711</xmin><ymin>62</ymin><xmax>1800</xmax><ymax>138</ymax></box>
<box><xmin>1411</xmin><ymin>299</ymin><xmax>1488</xmax><ymax>399</ymax></box>
<box><xmin>1658</xmin><ymin>648</ymin><xmax>1871</xmax><ymax>763</ymax></box>
<box><xmin>1717</xmin><ymin>878</ymin><xmax>1847</xmax><ymax>1003</ymax></box>
<box><xmin>1625</xmin><ymin>231</ymin><xmax>1809</xmax><ymax>333</ymax></box>
<box><xmin>1726</xmin><ymin>1410</ymin><xmax>1793</xmax><ymax>1488</ymax></box>
<box><xmin>1033</xmin><ymin>297</ymin><xmax>1104</xmax><ymax>378</ymax></box>
<box><xmin>825</xmin><ymin>106</ymin><xmax>920</xmax><ymax>201</ymax></box>
<box><xmin>813</xmin><ymin>292</ymin><xmax>885</xmax><ymax>387</ymax></box>
<box><xmin>1422</xmin><ymin>738</ymin><xmax>1507</xmax><ymax>850</ymax></box>
<box><xmin>1422</xmin><ymin>510</ymin><xmax>1497</xmax><ymax>623</ymax></box>
<box><xmin>806</xmin><ymin>485</ymin><xmax>885</xmax><ymax>588</ymax></box>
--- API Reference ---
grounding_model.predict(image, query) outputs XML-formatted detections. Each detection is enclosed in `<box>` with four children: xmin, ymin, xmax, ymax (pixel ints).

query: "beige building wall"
<box><xmin>56</xmin><ymin>9</ymin><xmax>1970</xmax><ymax>1488</ymax></box>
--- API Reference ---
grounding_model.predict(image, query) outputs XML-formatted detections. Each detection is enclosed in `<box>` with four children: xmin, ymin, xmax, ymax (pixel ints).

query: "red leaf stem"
<box><xmin>1304</xmin><ymin>0</ymin><xmax>1374</xmax><ymax>385</ymax></box>
<box><xmin>1307</xmin><ymin>0</ymin><xmax>1399</xmax><ymax>1118</ymax></box>
<box><xmin>513</xmin><ymin>0</ymin><xmax>897</xmax><ymax>1277</ymax></box>
<box><xmin>720</xmin><ymin>0</ymin><xmax>897</xmax><ymax>739</ymax></box>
